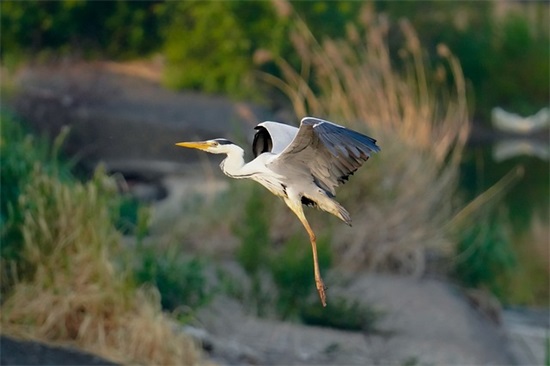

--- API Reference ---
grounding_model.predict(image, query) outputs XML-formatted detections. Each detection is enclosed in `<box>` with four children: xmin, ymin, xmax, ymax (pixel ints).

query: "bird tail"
<box><xmin>314</xmin><ymin>194</ymin><xmax>352</xmax><ymax>226</ymax></box>
<box><xmin>336</xmin><ymin>203</ymin><xmax>352</xmax><ymax>226</ymax></box>
<box><xmin>326</xmin><ymin>201</ymin><xmax>351</xmax><ymax>226</ymax></box>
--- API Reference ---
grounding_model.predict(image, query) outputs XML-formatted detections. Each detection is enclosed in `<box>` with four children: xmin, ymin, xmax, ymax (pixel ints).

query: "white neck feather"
<box><xmin>220</xmin><ymin>146</ymin><xmax>249</xmax><ymax>178</ymax></box>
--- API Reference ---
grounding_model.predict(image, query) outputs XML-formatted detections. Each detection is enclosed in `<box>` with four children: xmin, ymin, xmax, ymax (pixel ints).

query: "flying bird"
<box><xmin>176</xmin><ymin>117</ymin><xmax>380</xmax><ymax>306</ymax></box>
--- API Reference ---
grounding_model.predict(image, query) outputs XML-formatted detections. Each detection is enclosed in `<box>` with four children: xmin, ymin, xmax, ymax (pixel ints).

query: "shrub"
<box><xmin>0</xmin><ymin>1</ymin><xmax>163</xmax><ymax>60</ymax></box>
<box><xmin>483</xmin><ymin>12</ymin><xmax>549</xmax><ymax>116</ymax></box>
<box><xmin>235</xmin><ymin>184</ymin><xmax>271</xmax><ymax>275</ymax></box>
<box><xmin>231</xmin><ymin>182</ymin><xmax>381</xmax><ymax>329</ymax></box>
<box><xmin>0</xmin><ymin>115</ymin><xmax>203</xmax><ymax>365</ymax></box>
<box><xmin>270</xmin><ymin>233</ymin><xmax>331</xmax><ymax>318</ymax></box>
<box><xmin>300</xmin><ymin>296</ymin><xmax>381</xmax><ymax>332</ymax></box>
<box><xmin>134</xmin><ymin>246</ymin><xmax>213</xmax><ymax>315</ymax></box>
<box><xmin>1</xmin><ymin>113</ymin><xmax>72</xmax><ymax>293</ymax></box>
<box><xmin>233</xmin><ymin>184</ymin><xmax>274</xmax><ymax>315</ymax></box>
<box><xmin>454</xmin><ymin>208</ymin><xmax>516</xmax><ymax>299</ymax></box>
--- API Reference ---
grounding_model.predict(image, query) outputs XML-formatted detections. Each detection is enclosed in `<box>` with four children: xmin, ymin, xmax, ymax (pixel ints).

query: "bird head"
<box><xmin>175</xmin><ymin>138</ymin><xmax>237</xmax><ymax>154</ymax></box>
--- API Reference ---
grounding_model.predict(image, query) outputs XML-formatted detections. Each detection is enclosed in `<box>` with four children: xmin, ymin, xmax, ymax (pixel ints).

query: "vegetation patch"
<box><xmin>259</xmin><ymin>8</ymin><xmax>469</xmax><ymax>275</ymax></box>
<box><xmin>0</xmin><ymin>114</ymin><xmax>204</xmax><ymax>365</ymax></box>
<box><xmin>230</xmin><ymin>183</ymin><xmax>381</xmax><ymax>331</ymax></box>
<box><xmin>300</xmin><ymin>297</ymin><xmax>381</xmax><ymax>332</ymax></box>
<box><xmin>134</xmin><ymin>244</ymin><xmax>214</xmax><ymax>316</ymax></box>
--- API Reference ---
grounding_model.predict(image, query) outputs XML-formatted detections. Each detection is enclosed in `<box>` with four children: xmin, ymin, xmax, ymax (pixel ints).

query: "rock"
<box><xmin>0</xmin><ymin>335</ymin><xmax>117</xmax><ymax>366</ymax></box>
<box><xmin>342</xmin><ymin>273</ymin><xmax>515</xmax><ymax>365</ymax></box>
<box><xmin>502</xmin><ymin>307</ymin><xmax>549</xmax><ymax>365</ymax></box>
<box><xmin>9</xmin><ymin>62</ymin><xmax>273</xmax><ymax>178</ymax></box>
<box><xmin>193</xmin><ymin>273</ymin><xmax>516</xmax><ymax>365</ymax></box>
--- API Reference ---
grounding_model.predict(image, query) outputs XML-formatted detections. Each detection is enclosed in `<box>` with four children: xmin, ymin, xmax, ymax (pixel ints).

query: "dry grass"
<box><xmin>259</xmin><ymin>2</ymin><xmax>471</xmax><ymax>273</ymax></box>
<box><xmin>1</xmin><ymin>165</ymin><xmax>203</xmax><ymax>365</ymax></box>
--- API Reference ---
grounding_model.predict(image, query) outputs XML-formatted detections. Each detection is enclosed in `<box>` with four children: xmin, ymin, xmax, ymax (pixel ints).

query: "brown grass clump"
<box><xmin>1</xmin><ymin>166</ymin><xmax>203</xmax><ymax>365</ymax></box>
<box><xmin>260</xmin><ymin>2</ymin><xmax>470</xmax><ymax>274</ymax></box>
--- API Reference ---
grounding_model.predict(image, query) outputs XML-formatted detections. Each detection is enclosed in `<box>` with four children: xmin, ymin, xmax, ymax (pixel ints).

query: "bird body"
<box><xmin>176</xmin><ymin>117</ymin><xmax>380</xmax><ymax>306</ymax></box>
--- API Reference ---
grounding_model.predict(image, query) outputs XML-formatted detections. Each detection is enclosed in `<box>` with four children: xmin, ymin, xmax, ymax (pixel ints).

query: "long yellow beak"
<box><xmin>175</xmin><ymin>141</ymin><xmax>213</xmax><ymax>150</ymax></box>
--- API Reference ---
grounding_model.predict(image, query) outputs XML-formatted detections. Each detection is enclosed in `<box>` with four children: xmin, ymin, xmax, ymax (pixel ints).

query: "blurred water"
<box><xmin>459</xmin><ymin>133</ymin><xmax>549</xmax><ymax>304</ymax></box>
<box><xmin>461</xmin><ymin>140</ymin><xmax>549</xmax><ymax>232</ymax></box>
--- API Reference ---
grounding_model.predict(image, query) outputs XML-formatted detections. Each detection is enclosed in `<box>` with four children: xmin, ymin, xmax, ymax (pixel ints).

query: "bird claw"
<box><xmin>316</xmin><ymin>278</ymin><xmax>327</xmax><ymax>307</ymax></box>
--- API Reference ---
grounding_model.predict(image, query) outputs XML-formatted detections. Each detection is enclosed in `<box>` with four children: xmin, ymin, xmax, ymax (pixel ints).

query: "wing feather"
<box><xmin>269</xmin><ymin>117</ymin><xmax>380</xmax><ymax>195</ymax></box>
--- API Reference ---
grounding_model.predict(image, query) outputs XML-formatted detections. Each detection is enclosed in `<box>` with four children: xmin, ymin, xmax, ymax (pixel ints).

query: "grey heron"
<box><xmin>176</xmin><ymin>117</ymin><xmax>380</xmax><ymax>306</ymax></box>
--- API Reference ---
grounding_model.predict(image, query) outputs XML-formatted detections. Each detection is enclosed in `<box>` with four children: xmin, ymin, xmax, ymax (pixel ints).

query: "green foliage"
<box><xmin>376</xmin><ymin>1</ymin><xmax>549</xmax><ymax>120</ymax></box>
<box><xmin>160</xmin><ymin>1</ymin><xmax>365</xmax><ymax>95</ymax></box>
<box><xmin>502</xmin><ymin>232</ymin><xmax>550</xmax><ymax>306</ymax></box>
<box><xmin>233</xmin><ymin>184</ymin><xmax>273</xmax><ymax>314</ymax></box>
<box><xmin>270</xmin><ymin>233</ymin><xmax>331</xmax><ymax>318</ymax></box>
<box><xmin>161</xmin><ymin>1</ymin><xmax>287</xmax><ymax>97</ymax></box>
<box><xmin>546</xmin><ymin>335</ymin><xmax>550</xmax><ymax>366</ymax></box>
<box><xmin>401</xmin><ymin>357</ymin><xmax>421</xmax><ymax>366</ymax></box>
<box><xmin>458</xmin><ymin>147</ymin><xmax>549</xmax><ymax>305</ymax></box>
<box><xmin>1</xmin><ymin>112</ymin><xmax>212</xmax><ymax>319</ymax></box>
<box><xmin>117</xmin><ymin>195</ymin><xmax>144</xmax><ymax>236</ymax></box>
<box><xmin>300</xmin><ymin>296</ymin><xmax>380</xmax><ymax>332</ymax></box>
<box><xmin>134</xmin><ymin>246</ymin><xmax>212</xmax><ymax>314</ymax></box>
<box><xmin>454</xmin><ymin>208</ymin><xmax>517</xmax><ymax>300</ymax></box>
<box><xmin>126</xmin><ymin>192</ymin><xmax>212</xmax><ymax>315</ymax></box>
<box><xmin>0</xmin><ymin>0</ymin><xmax>163</xmax><ymax>60</ymax></box>
<box><xmin>292</xmin><ymin>1</ymin><xmax>363</xmax><ymax>39</ymax></box>
<box><xmin>233</xmin><ymin>184</ymin><xmax>380</xmax><ymax>329</ymax></box>
<box><xmin>0</xmin><ymin>123</ymin><xmax>201</xmax><ymax>364</ymax></box>
<box><xmin>0</xmin><ymin>113</ymin><xmax>72</xmax><ymax>285</ymax></box>
<box><xmin>0</xmin><ymin>156</ymin><xmax>125</xmax><ymax>302</ymax></box>
<box><xmin>483</xmin><ymin>13</ymin><xmax>549</xmax><ymax>116</ymax></box>
<box><xmin>3</xmin><ymin>1</ymin><xmax>546</xmax><ymax>113</ymax></box>
<box><xmin>235</xmin><ymin>185</ymin><xmax>271</xmax><ymax>275</ymax></box>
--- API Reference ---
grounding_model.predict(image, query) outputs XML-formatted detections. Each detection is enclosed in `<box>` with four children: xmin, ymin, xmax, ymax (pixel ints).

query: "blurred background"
<box><xmin>1</xmin><ymin>1</ymin><xmax>548</xmax><ymax>365</ymax></box>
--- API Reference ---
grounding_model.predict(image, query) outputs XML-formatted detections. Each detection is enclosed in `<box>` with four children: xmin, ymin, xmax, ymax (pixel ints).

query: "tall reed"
<box><xmin>260</xmin><ymin>2</ymin><xmax>470</xmax><ymax>273</ymax></box>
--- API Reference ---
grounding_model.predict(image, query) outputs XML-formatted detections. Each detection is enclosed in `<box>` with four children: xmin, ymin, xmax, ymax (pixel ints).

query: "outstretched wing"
<box><xmin>268</xmin><ymin>117</ymin><xmax>380</xmax><ymax>196</ymax></box>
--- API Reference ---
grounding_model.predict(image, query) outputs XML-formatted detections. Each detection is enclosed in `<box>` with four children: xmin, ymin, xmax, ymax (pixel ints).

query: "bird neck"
<box><xmin>220</xmin><ymin>146</ymin><xmax>250</xmax><ymax>178</ymax></box>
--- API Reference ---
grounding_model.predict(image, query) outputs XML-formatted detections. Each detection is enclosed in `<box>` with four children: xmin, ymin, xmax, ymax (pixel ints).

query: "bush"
<box><xmin>375</xmin><ymin>1</ymin><xmax>549</xmax><ymax>120</ymax></box>
<box><xmin>235</xmin><ymin>184</ymin><xmax>271</xmax><ymax>275</ymax></box>
<box><xmin>454</xmin><ymin>208</ymin><xmax>516</xmax><ymax>299</ymax></box>
<box><xmin>231</xmin><ymin>182</ymin><xmax>381</xmax><ymax>329</ymax></box>
<box><xmin>270</xmin><ymin>233</ymin><xmax>331</xmax><ymax>318</ymax></box>
<box><xmin>161</xmin><ymin>1</ymin><xmax>282</xmax><ymax>97</ymax></box>
<box><xmin>134</xmin><ymin>246</ymin><xmax>213</xmax><ymax>315</ymax></box>
<box><xmin>483</xmin><ymin>12</ymin><xmax>549</xmax><ymax>116</ymax></box>
<box><xmin>0</xmin><ymin>114</ymin><xmax>203</xmax><ymax>364</ymax></box>
<box><xmin>1</xmin><ymin>113</ymin><xmax>72</xmax><ymax>293</ymax></box>
<box><xmin>0</xmin><ymin>1</ymin><xmax>163</xmax><ymax>60</ymax></box>
<box><xmin>232</xmin><ymin>184</ymin><xmax>274</xmax><ymax>315</ymax></box>
<box><xmin>300</xmin><ymin>297</ymin><xmax>380</xmax><ymax>332</ymax></box>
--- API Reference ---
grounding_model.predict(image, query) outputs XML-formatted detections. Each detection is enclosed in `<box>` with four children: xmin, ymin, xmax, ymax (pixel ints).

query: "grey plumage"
<box><xmin>263</xmin><ymin>117</ymin><xmax>380</xmax><ymax>196</ymax></box>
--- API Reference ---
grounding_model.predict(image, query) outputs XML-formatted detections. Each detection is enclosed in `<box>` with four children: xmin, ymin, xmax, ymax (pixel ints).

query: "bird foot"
<box><xmin>316</xmin><ymin>278</ymin><xmax>327</xmax><ymax>307</ymax></box>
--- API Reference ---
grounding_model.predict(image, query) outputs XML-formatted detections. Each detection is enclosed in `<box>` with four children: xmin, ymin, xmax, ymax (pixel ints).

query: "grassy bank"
<box><xmin>0</xmin><ymin>114</ymin><xmax>204</xmax><ymax>365</ymax></box>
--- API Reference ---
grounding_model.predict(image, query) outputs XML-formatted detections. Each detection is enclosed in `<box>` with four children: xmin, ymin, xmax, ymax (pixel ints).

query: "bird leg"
<box><xmin>285</xmin><ymin>199</ymin><xmax>327</xmax><ymax>307</ymax></box>
<box><xmin>306</xmin><ymin>223</ymin><xmax>328</xmax><ymax>307</ymax></box>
